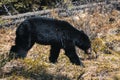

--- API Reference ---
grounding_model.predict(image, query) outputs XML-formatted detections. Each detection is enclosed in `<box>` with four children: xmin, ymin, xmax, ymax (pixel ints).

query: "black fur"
<box><xmin>10</xmin><ymin>17</ymin><xmax>91</xmax><ymax>66</ymax></box>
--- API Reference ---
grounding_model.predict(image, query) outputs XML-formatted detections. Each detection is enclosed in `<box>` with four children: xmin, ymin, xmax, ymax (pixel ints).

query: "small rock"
<box><xmin>104</xmin><ymin>49</ymin><xmax>112</xmax><ymax>54</ymax></box>
<box><xmin>108</xmin><ymin>27</ymin><xmax>120</xmax><ymax>35</ymax></box>
<box><xmin>106</xmin><ymin>40</ymin><xmax>120</xmax><ymax>52</ymax></box>
<box><xmin>109</xmin><ymin>17</ymin><xmax>115</xmax><ymax>23</ymax></box>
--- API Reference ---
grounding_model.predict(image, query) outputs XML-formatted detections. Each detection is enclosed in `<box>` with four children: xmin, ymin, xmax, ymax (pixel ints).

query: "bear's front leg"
<box><xmin>49</xmin><ymin>45</ymin><xmax>61</xmax><ymax>63</ymax></box>
<box><xmin>64</xmin><ymin>47</ymin><xmax>84</xmax><ymax>67</ymax></box>
<box><xmin>63</xmin><ymin>40</ymin><xmax>85</xmax><ymax>67</ymax></box>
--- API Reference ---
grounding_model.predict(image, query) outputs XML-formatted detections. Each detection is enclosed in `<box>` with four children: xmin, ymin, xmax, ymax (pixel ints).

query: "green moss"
<box><xmin>7</xmin><ymin>75</ymin><xmax>30</xmax><ymax>80</ymax></box>
<box><xmin>113</xmin><ymin>74</ymin><xmax>120</xmax><ymax>80</ymax></box>
<box><xmin>96</xmin><ymin>63</ymin><xmax>112</xmax><ymax>73</ymax></box>
<box><xmin>4</xmin><ymin>58</ymin><xmax>50</xmax><ymax>79</ymax></box>
<box><xmin>23</xmin><ymin>58</ymin><xmax>49</xmax><ymax>74</ymax></box>
<box><xmin>92</xmin><ymin>38</ymin><xmax>107</xmax><ymax>53</ymax></box>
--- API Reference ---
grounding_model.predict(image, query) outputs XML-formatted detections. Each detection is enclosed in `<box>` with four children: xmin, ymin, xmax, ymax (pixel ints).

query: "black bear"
<box><xmin>9</xmin><ymin>17</ymin><xmax>91</xmax><ymax>66</ymax></box>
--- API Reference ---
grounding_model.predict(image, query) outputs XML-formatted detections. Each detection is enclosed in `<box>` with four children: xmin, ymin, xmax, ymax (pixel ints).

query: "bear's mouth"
<box><xmin>84</xmin><ymin>48</ymin><xmax>92</xmax><ymax>54</ymax></box>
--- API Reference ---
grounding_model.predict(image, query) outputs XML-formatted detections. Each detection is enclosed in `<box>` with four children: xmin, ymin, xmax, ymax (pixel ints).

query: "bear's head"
<box><xmin>75</xmin><ymin>31</ymin><xmax>91</xmax><ymax>54</ymax></box>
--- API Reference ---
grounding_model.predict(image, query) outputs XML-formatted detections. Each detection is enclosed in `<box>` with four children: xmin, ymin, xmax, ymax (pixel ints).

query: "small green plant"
<box><xmin>92</xmin><ymin>38</ymin><xmax>107</xmax><ymax>54</ymax></box>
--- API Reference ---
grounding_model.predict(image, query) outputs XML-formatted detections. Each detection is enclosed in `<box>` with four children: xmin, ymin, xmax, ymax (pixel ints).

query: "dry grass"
<box><xmin>0</xmin><ymin>10</ymin><xmax>120</xmax><ymax>80</ymax></box>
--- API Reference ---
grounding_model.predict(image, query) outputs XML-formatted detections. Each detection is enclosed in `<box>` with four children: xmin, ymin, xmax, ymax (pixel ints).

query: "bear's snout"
<box><xmin>85</xmin><ymin>48</ymin><xmax>92</xmax><ymax>54</ymax></box>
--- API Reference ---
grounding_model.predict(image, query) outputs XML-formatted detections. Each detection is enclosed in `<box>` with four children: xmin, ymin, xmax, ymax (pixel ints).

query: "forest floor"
<box><xmin>0</xmin><ymin>9</ymin><xmax>120</xmax><ymax>80</ymax></box>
